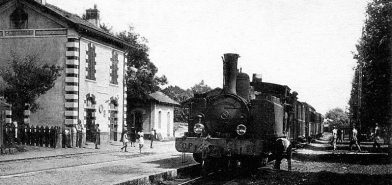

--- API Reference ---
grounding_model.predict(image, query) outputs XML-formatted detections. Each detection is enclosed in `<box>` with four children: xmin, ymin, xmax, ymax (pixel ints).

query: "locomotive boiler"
<box><xmin>175</xmin><ymin>53</ymin><xmax>296</xmax><ymax>173</ymax></box>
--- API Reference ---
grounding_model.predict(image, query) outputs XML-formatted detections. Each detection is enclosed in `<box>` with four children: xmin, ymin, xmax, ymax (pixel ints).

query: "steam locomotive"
<box><xmin>175</xmin><ymin>53</ymin><xmax>323</xmax><ymax>172</ymax></box>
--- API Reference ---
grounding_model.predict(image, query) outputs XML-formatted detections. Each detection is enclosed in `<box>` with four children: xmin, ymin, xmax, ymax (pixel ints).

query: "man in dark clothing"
<box><xmin>373</xmin><ymin>123</ymin><xmax>381</xmax><ymax>150</ymax></box>
<box><xmin>349</xmin><ymin>125</ymin><xmax>361</xmax><ymax>152</ymax></box>
<box><xmin>274</xmin><ymin>137</ymin><xmax>292</xmax><ymax>171</ymax></box>
<box><xmin>150</xmin><ymin>128</ymin><xmax>156</xmax><ymax>148</ymax></box>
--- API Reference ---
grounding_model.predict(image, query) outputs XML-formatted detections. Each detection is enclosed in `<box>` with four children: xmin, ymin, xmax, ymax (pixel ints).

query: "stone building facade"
<box><xmin>0</xmin><ymin>0</ymin><xmax>130</xmax><ymax>146</ymax></box>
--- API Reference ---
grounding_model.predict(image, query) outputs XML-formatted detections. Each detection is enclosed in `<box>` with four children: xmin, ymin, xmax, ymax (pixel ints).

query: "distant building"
<box><xmin>128</xmin><ymin>91</ymin><xmax>180</xmax><ymax>140</ymax></box>
<box><xmin>0</xmin><ymin>0</ymin><xmax>131</xmax><ymax>146</ymax></box>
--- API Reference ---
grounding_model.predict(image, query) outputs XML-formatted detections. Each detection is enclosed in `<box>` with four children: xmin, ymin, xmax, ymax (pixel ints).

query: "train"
<box><xmin>175</xmin><ymin>53</ymin><xmax>323</xmax><ymax>173</ymax></box>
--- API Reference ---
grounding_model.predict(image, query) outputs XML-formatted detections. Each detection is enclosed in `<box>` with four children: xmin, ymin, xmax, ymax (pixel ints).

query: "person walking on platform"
<box><xmin>95</xmin><ymin>123</ymin><xmax>100</xmax><ymax>149</ymax></box>
<box><xmin>331</xmin><ymin>126</ymin><xmax>338</xmax><ymax>151</ymax></box>
<box><xmin>372</xmin><ymin>123</ymin><xmax>381</xmax><ymax>150</ymax></box>
<box><xmin>121</xmin><ymin>131</ymin><xmax>129</xmax><ymax>152</ymax></box>
<box><xmin>150</xmin><ymin>128</ymin><xmax>156</xmax><ymax>148</ymax></box>
<box><xmin>137</xmin><ymin>129</ymin><xmax>144</xmax><ymax>153</ymax></box>
<box><xmin>349</xmin><ymin>125</ymin><xmax>361</xmax><ymax>152</ymax></box>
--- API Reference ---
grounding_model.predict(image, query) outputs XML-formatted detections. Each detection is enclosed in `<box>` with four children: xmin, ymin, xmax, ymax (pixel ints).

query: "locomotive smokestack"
<box><xmin>222</xmin><ymin>53</ymin><xmax>239</xmax><ymax>94</ymax></box>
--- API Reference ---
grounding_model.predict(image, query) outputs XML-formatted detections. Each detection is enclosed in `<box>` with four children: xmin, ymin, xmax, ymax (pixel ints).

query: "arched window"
<box><xmin>10</xmin><ymin>7</ymin><xmax>28</xmax><ymax>29</ymax></box>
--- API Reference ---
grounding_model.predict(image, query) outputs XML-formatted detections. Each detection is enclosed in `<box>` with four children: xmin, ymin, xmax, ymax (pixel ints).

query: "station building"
<box><xmin>128</xmin><ymin>91</ymin><xmax>179</xmax><ymax>140</ymax></box>
<box><xmin>0</xmin><ymin>0</ymin><xmax>130</xmax><ymax>145</ymax></box>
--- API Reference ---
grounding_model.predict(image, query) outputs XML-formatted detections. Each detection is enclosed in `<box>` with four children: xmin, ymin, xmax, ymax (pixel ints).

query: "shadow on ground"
<box><xmin>247</xmin><ymin>169</ymin><xmax>392</xmax><ymax>185</ymax></box>
<box><xmin>144</xmin><ymin>154</ymin><xmax>195</xmax><ymax>169</ymax></box>
<box><xmin>293</xmin><ymin>152</ymin><xmax>390</xmax><ymax>165</ymax></box>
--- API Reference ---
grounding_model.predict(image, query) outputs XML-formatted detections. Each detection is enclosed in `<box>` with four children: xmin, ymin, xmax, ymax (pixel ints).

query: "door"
<box><xmin>86</xmin><ymin>109</ymin><xmax>95</xmax><ymax>142</ymax></box>
<box><xmin>109</xmin><ymin>110</ymin><xmax>118</xmax><ymax>141</ymax></box>
<box><xmin>135</xmin><ymin>111</ymin><xmax>143</xmax><ymax>132</ymax></box>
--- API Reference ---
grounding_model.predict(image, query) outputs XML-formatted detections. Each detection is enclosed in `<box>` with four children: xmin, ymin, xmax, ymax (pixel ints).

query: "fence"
<box><xmin>3</xmin><ymin>124</ymin><xmax>60</xmax><ymax>148</ymax></box>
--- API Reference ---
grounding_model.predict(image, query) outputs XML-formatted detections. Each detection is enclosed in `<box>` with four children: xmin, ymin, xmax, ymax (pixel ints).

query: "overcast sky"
<box><xmin>47</xmin><ymin>0</ymin><xmax>370</xmax><ymax>114</ymax></box>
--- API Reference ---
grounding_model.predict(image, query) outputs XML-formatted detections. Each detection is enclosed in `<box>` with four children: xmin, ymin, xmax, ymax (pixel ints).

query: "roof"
<box><xmin>149</xmin><ymin>91</ymin><xmax>180</xmax><ymax>106</ymax></box>
<box><xmin>2</xmin><ymin>0</ymin><xmax>133</xmax><ymax>49</ymax></box>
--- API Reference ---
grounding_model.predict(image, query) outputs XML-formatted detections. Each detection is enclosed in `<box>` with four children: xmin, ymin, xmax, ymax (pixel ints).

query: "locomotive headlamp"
<box><xmin>193</xmin><ymin>123</ymin><xmax>204</xmax><ymax>134</ymax></box>
<box><xmin>236</xmin><ymin>124</ymin><xmax>247</xmax><ymax>135</ymax></box>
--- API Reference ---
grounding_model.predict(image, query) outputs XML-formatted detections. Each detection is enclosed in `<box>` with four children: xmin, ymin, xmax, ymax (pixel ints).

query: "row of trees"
<box><xmin>348</xmin><ymin>0</ymin><xmax>392</xmax><ymax>131</ymax></box>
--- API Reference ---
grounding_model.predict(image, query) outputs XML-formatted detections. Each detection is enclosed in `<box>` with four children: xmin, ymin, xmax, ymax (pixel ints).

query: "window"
<box><xmin>10</xmin><ymin>7</ymin><xmax>28</xmax><ymax>29</ymax></box>
<box><xmin>86</xmin><ymin>43</ymin><xmax>96</xmax><ymax>80</ymax></box>
<box><xmin>110</xmin><ymin>50</ymin><xmax>119</xmax><ymax>84</ymax></box>
<box><xmin>167</xmin><ymin>112</ymin><xmax>170</xmax><ymax>136</ymax></box>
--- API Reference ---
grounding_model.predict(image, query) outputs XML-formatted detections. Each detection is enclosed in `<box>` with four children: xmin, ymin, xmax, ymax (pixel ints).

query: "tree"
<box><xmin>118</xmin><ymin>27</ymin><xmax>167</xmax><ymax>100</ymax></box>
<box><xmin>162</xmin><ymin>85</ymin><xmax>193</xmax><ymax>122</ymax></box>
<box><xmin>325</xmin><ymin>108</ymin><xmax>349</xmax><ymax>128</ymax></box>
<box><xmin>349</xmin><ymin>0</ymin><xmax>392</xmax><ymax>131</ymax></box>
<box><xmin>0</xmin><ymin>52</ymin><xmax>62</xmax><ymax>124</ymax></box>
<box><xmin>162</xmin><ymin>81</ymin><xmax>215</xmax><ymax>122</ymax></box>
<box><xmin>99</xmin><ymin>23</ymin><xmax>113</xmax><ymax>34</ymax></box>
<box><xmin>191</xmin><ymin>80</ymin><xmax>212</xmax><ymax>94</ymax></box>
<box><xmin>161</xmin><ymin>85</ymin><xmax>193</xmax><ymax>103</ymax></box>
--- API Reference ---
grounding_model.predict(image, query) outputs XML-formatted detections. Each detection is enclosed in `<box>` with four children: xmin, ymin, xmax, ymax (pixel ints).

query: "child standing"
<box><xmin>137</xmin><ymin>130</ymin><xmax>144</xmax><ymax>153</ymax></box>
<box><xmin>121</xmin><ymin>131</ymin><xmax>129</xmax><ymax>152</ymax></box>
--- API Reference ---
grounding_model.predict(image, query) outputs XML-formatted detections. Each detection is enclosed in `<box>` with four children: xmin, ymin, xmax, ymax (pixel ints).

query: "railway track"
<box><xmin>160</xmin><ymin>163</ymin><xmax>261</xmax><ymax>185</ymax></box>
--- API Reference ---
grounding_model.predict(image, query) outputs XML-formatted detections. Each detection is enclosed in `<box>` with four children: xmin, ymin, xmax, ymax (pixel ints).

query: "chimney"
<box><xmin>85</xmin><ymin>4</ymin><xmax>100</xmax><ymax>26</ymax></box>
<box><xmin>222</xmin><ymin>53</ymin><xmax>239</xmax><ymax>94</ymax></box>
<box><xmin>35</xmin><ymin>0</ymin><xmax>46</xmax><ymax>5</ymax></box>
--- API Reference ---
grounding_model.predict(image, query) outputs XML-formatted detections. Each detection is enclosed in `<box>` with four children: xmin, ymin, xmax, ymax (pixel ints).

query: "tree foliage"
<box><xmin>191</xmin><ymin>80</ymin><xmax>212</xmax><ymax>94</ymax></box>
<box><xmin>117</xmin><ymin>27</ymin><xmax>167</xmax><ymax>100</ymax></box>
<box><xmin>161</xmin><ymin>85</ymin><xmax>193</xmax><ymax>103</ymax></box>
<box><xmin>0</xmin><ymin>53</ymin><xmax>62</xmax><ymax>124</ymax></box>
<box><xmin>325</xmin><ymin>108</ymin><xmax>349</xmax><ymax>128</ymax></box>
<box><xmin>349</xmin><ymin>0</ymin><xmax>392</xmax><ymax>130</ymax></box>
<box><xmin>162</xmin><ymin>81</ymin><xmax>213</xmax><ymax>122</ymax></box>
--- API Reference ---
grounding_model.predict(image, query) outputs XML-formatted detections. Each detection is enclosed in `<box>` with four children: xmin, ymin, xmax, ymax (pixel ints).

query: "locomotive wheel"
<box><xmin>193</xmin><ymin>153</ymin><xmax>202</xmax><ymax>163</ymax></box>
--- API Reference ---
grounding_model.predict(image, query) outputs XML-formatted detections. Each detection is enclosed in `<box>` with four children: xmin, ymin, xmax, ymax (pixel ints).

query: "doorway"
<box><xmin>130</xmin><ymin>111</ymin><xmax>143</xmax><ymax>132</ymax></box>
<box><xmin>86</xmin><ymin>109</ymin><xmax>96</xmax><ymax>142</ymax></box>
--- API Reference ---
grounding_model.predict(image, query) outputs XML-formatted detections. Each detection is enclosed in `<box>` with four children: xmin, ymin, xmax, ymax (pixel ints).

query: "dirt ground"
<box><xmin>232</xmin><ymin>156</ymin><xmax>392</xmax><ymax>185</ymax></box>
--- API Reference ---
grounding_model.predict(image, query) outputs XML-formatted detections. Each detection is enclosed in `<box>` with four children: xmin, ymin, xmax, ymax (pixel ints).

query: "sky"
<box><xmin>47</xmin><ymin>0</ymin><xmax>370</xmax><ymax>114</ymax></box>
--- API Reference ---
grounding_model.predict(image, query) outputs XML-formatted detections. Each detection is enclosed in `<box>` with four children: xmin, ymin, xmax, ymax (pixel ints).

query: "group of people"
<box><xmin>331</xmin><ymin>123</ymin><xmax>384</xmax><ymax>152</ymax></box>
<box><xmin>121</xmin><ymin>128</ymin><xmax>156</xmax><ymax>153</ymax></box>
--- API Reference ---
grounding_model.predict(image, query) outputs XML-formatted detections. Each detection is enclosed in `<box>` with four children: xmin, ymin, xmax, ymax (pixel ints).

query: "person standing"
<box><xmin>274</xmin><ymin>137</ymin><xmax>292</xmax><ymax>171</ymax></box>
<box><xmin>121</xmin><ymin>131</ymin><xmax>129</xmax><ymax>152</ymax></box>
<box><xmin>138</xmin><ymin>129</ymin><xmax>144</xmax><ymax>153</ymax></box>
<box><xmin>150</xmin><ymin>128</ymin><xmax>156</xmax><ymax>148</ymax></box>
<box><xmin>95</xmin><ymin>123</ymin><xmax>100</xmax><ymax>149</ymax></box>
<box><xmin>332</xmin><ymin>126</ymin><xmax>338</xmax><ymax>151</ymax></box>
<box><xmin>76</xmin><ymin>120</ymin><xmax>83</xmax><ymax>148</ymax></box>
<box><xmin>349</xmin><ymin>125</ymin><xmax>361</xmax><ymax>152</ymax></box>
<box><xmin>373</xmin><ymin>123</ymin><xmax>381</xmax><ymax>150</ymax></box>
<box><xmin>337</xmin><ymin>128</ymin><xmax>343</xmax><ymax>143</ymax></box>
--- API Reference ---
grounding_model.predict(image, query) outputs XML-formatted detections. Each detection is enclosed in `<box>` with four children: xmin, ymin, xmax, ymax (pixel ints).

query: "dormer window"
<box><xmin>10</xmin><ymin>7</ymin><xmax>28</xmax><ymax>29</ymax></box>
